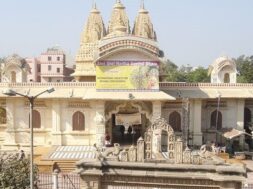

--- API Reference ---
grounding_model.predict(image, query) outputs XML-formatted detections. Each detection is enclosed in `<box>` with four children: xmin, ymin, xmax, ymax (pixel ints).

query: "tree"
<box><xmin>234</xmin><ymin>55</ymin><xmax>253</xmax><ymax>83</ymax></box>
<box><xmin>0</xmin><ymin>152</ymin><xmax>38</xmax><ymax>189</ymax></box>
<box><xmin>186</xmin><ymin>67</ymin><xmax>210</xmax><ymax>83</ymax></box>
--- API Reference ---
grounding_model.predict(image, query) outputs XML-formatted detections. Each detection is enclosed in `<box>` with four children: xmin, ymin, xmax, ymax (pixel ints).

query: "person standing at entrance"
<box><xmin>120</xmin><ymin>125</ymin><xmax>125</xmax><ymax>142</ymax></box>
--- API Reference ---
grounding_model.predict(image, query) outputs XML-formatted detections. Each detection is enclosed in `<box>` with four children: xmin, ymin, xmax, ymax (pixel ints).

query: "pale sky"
<box><xmin>0</xmin><ymin>0</ymin><xmax>253</xmax><ymax>67</ymax></box>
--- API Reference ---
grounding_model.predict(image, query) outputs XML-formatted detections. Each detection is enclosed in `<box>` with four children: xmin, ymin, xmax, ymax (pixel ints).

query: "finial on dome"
<box><xmin>116</xmin><ymin>0</ymin><xmax>121</xmax><ymax>3</ymax></box>
<box><xmin>92</xmin><ymin>0</ymin><xmax>97</xmax><ymax>9</ymax></box>
<box><xmin>140</xmin><ymin>0</ymin><xmax>145</xmax><ymax>9</ymax></box>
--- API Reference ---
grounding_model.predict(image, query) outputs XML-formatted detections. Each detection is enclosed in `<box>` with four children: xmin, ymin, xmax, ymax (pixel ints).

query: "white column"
<box><xmin>236</xmin><ymin>99</ymin><xmax>245</xmax><ymax>147</ymax></box>
<box><xmin>4</xmin><ymin>98</ymin><xmax>17</xmax><ymax>145</ymax></box>
<box><xmin>94</xmin><ymin>101</ymin><xmax>105</xmax><ymax>148</ymax></box>
<box><xmin>152</xmin><ymin>101</ymin><xmax>162</xmax><ymax>121</ymax></box>
<box><xmin>190</xmin><ymin>100</ymin><xmax>202</xmax><ymax>146</ymax></box>
<box><xmin>52</xmin><ymin>100</ymin><xmax>62</xmax><ymax>146</ymax></box>
<box><xmin>236</xmin><ymin>99</ymin><xmax>245</xmax><ymax>131</ymax></box>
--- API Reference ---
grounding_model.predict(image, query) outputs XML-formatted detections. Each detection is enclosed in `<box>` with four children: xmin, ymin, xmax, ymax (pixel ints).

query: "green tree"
<box><xmin>0</xmin><ymin>152</ymin><xmax>38</xmax><ymax>189</ymax></box>
<box><xmin>186</xmin><ymin>67</ymin><xmax>210</xmax><ymax>83</ymax></box>
<box><xmin>234</xmin><ymin>55</ymin><xmax>253</xmax><ymax>83</ymax></box>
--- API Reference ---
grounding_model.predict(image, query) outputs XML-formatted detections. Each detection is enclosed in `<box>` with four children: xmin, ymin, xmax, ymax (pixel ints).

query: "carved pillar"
<box><xmin>152</xmin><ymin>101</ymin><xmax>161</xmax><ymax>121</ymax></box>
<box><xmin>175</xmin><ymin>138</ymin><xmax>183</xmax><ymax>164</ymax></box>
<box><xmin>182</xmin><ymin>98</ymin><xmax>190</xmax><ymax>146</ymax></box>
<box><xmin>137</xmin><ymin>137</ymin><xmax>145</xmax><ymax>162</ymax></box>
<box><xmin>167</xmin><ymin>133</ymin><xmax>175</xmax><ymax>161</ymax></box>
<box><xmin>94</xmin><ymin>101</ymin><xmax>105</xmax><ymax>148</ymax></box>
<box><xmin>4</xmin><ymin>98</ymin><xmax>17</xmax><ymax>146</ymax></box>
<box><xmin>191</xmin><ymin>100</ymin><xmax>203</xmax><ymax>146</ymax></box>
<box><xmin>52</xmin><ymin>100</ymin><xmax>62</xmax><ymax>145</ymax></box>
<box><xmin>144</xmin><ymin>130</ymin><xmax>152</xmax><ymax>160</ymax></box>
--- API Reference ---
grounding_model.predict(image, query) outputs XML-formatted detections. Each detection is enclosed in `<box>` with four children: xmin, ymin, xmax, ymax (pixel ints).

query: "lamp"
<box><xmin>3</xmin><ymin>87</ymin><xmax>55</xmax><ymax>189</ymax></box>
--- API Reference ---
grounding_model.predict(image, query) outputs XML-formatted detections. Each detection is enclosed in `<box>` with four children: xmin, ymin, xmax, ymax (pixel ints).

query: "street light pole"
<box><xmin>3</xmin><ymin>88</ymin><xmax>55</xmax><ymax>189</ymax></box>
<box><xmin>29</xmin><ymin>97</ymin><xmax>34</xmax><ymax>189</ymax></box>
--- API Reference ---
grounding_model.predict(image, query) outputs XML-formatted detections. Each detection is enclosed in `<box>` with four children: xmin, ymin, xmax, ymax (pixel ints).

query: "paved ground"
<box><xmin>243</xmin><ymin>160</ymin><xmax>253</xmax><ymax>184</ymax></box>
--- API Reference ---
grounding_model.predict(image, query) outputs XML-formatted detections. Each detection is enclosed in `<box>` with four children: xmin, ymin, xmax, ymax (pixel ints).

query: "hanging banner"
<box><xmin>96</xmin><ymin>61</ymin><xmax>159</xmax><ymax>90</ymax></box>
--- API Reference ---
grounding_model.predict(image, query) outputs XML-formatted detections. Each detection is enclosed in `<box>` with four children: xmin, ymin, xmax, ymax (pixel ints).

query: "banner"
<box><xmin>96</xmin><ymin>61</ymin><xmax>159</xmax><ymax>90</ymax></box>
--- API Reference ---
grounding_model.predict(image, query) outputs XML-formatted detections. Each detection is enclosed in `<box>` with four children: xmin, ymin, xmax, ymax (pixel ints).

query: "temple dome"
<box><xmin>80</xmin><ymin>4</ymin><xmax>106</xmax><ymax>43</ymax></box>
<box><xmin>107</xmin><ymin>0</ymin><xmax>130</xmax><ymax>36</ymax></box>
<box><xmin>132</xmin><ymin>3</ymin><xmax>157</xmax><ymax>40</ymax></box>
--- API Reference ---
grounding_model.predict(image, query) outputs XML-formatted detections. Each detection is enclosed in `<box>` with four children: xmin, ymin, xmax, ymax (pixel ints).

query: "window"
<box><xmin>224</xmin><ymin>73</ymin><xmax>230</xmax><ymax>83</ymax></box>
<box><xmin>169</xmin><ymin>111</ymin><xmax>181</xmax><ymax>132</ymax></box>
<box><xmin>57</xmin><ymin>57</ymin><xmax>60</xmax><ymax>61</ymax></box>
<box><xmin>210</xmin><ymin>110</ymin><xmax>222</xmax><ymax>130</ymax></box>
<box><xmin>32</xmin><ymin>110</ymin><xmax>41</xmax><ymax>128</ymax></box>
<box><xmin>72</xmin><ymin>111</ymin><xmax>85</xmax><ymax>131</ymax></box>
<box><xmin>11</xmin><ymin>71</ymin><xmax>16</xmax><ymax>83</ymax></box>
<box><xmin>48</xmin><ymin>56</ymin><xmax>52</xmax><ymax>61</ymax></box>
<box><xmin>57</xmin><ymin>68</ymin><xmax>60</xmax><ymax>73</ymax></box>
<box><xmin>0</xmin><ymin>107</ymin><xmax>7</xmax><ymax>124</ymax></box>
<box><xmin>48</xmin><ymin>65</ymin><xmax>52</xmax><ymax>71</ymax></box>
<box><xmin>37</xmin><ymin>65</ymin><xmax>41</xmax><ymax>72</ymax></box>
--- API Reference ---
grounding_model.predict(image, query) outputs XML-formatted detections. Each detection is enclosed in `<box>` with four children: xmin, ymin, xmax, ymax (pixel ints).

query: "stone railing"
<box><xmin>0</xmin><ymin>82</ymin><xmax>253</xmax><ymax>89</ymax></box>
<box><xmin>160</xmin><ymin>82</ymin><xmax>253</xmax><ymax>88</ymax></box>
<box><xmin>0</xmin><ymin>82</ymin><xmax>96</xmax><ymax>88</ymax></box>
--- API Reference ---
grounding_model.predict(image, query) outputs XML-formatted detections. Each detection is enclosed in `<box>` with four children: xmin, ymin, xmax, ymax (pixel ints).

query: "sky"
<box><xmin>0</xmin><ymin>0</ymin><xmax>253</xmax><ymax>67</ymax></box>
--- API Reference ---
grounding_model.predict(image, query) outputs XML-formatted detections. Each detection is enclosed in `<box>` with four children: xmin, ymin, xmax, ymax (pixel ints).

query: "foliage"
<box><xmin>0</xmin><ymin>152</ymin><xmax>38</xmax><ymax>189</ymax></box>
<box><xmin>187</xmin><ymin>67</ymin><xmax>210</xmax><ymax>83</ymax></box>
<box><xmin>162</xmin><ymin>59</ymin><xmax>209</xmax><ymax>82</ymax></box>
<box><xmin>234</xmin><ymin>55</ymin><xmax>253</xmax><ymax>83</ymax></box>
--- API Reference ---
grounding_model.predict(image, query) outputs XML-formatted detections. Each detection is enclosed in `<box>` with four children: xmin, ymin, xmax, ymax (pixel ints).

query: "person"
<box><xmin>120</xmin><ymin>125</ymin><xmax>125</xmax><ymax>138</ymax></box>
<box><xmin>105</xmin><ymin>133</ymin><xmax>111</xmax><ymax>147</ymax></box>
<box><xmin>19</xmin><ymin>150</ymin><xmax>25</xmax><ymax>160</ymax></box>
<box><xmin>128</xmin><ymin>126</ymin><xmax>132</xmax><ymax>135</ymax></box>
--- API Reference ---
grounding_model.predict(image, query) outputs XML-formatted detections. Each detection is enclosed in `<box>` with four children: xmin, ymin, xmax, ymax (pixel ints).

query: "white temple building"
<box><xmin>0</xmin><ymin>1</ymin><xmax>252</xmax><ymax>156</ymax></box>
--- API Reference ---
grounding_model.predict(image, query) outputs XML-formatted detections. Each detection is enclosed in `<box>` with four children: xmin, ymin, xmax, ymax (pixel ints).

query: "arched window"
<box><xmin>11</xmin><ymin>71</ymin><xmax>16</xmax><ymax>83</ymax></box>
<box><xmin>210</xmin><ymin>110</ymin><xmax>222</xmax><ymax>130</ymax></box>
<box><xmin>32</xmin><ymin>110</ymin><xmax>41</xmax><ymax>128</ymax></box>
<box><xmin>72</xmin><ymin>111</ymin><xmax>85</xmax><ymax>131</ymax></box>
<box><xmin>169</xmin><ymin>111</ymin><xmax>181</xmax><ymax>132</ymax></box>
<box><xmin>0</xmin><ymin>107</ymin><xmax>7</xmax><ymax>124</ymax></box>
<box><xmin>224</xmin><ymin>73</ymin><xmax>230</xmax><ymax>83</ymax></box>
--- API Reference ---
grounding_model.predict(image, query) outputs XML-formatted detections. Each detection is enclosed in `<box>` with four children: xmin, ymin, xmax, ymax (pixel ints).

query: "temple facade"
<box><xmin>0</xmin><ymin>0</ymin><xmax>252</xmax><ymax>154</ymax></box>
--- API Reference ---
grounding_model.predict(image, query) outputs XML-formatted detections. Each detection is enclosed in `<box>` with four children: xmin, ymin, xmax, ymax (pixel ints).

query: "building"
<box><xmin>0</xmin><ymin>47</ymin><xmax>74</xmax><ymax>83</ymax></box>
<box><xmin>0</xmin><ymin>0</ymin><xmax>252</xmax><ymax>163</ymax></box>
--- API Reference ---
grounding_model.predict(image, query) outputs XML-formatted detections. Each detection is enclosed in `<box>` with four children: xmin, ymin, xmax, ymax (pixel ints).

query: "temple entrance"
<box><xmin>105</xmin><ymin>101</ymin><xmax>152</xmax><ymax>146</ymax></box>
<box><xmin>111</xmin><ymin>113</ymin><xmax>147</xmax><ymax>145</ymax></box>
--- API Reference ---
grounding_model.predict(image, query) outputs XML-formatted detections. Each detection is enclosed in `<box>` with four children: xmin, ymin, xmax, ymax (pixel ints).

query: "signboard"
<box><xmin>96</xmin><ymin>61</ymin><xmax>159</xmax><ymax>90</ymax></box>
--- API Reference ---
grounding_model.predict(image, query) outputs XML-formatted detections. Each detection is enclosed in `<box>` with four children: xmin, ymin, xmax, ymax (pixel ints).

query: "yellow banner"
<box><xmin>96</xmin><ymin>61</ymin><xmax>159</xmax><ymax>90</ymax></box>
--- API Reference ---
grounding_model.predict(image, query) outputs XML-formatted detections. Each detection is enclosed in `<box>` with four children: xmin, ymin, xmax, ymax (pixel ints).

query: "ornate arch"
<box><xmin>210</xmin><ymin>110</ymin><xmax>222</xmax><ymax>130</ymax></box>
<box><xmin>145</xmin><ymin>118</ymin><xmax>175</xmax><ymax>161</ymax></box>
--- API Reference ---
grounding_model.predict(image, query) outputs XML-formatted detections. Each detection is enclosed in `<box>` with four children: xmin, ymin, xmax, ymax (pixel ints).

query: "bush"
<box><xmin>0</xmin><ymin>152</ymin><xmax>38</xmax><ymax>189</ymax></box>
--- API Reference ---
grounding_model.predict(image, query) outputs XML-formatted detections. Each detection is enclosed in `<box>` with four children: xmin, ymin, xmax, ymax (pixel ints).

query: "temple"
<box><xmin>0</xmin><ymin>1</ymin><xmax>252</xmax><ymax>188</ymax></box>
